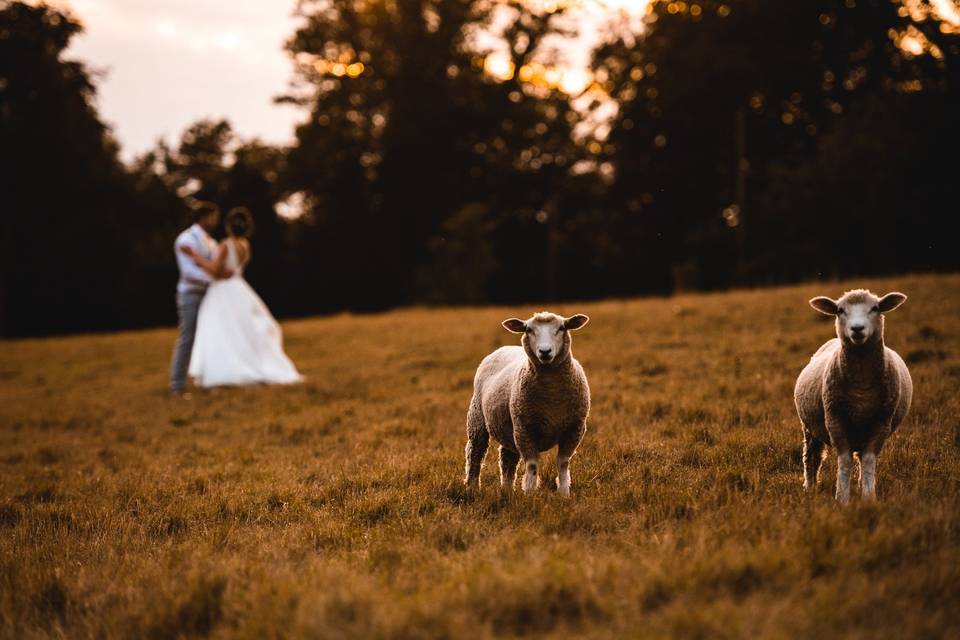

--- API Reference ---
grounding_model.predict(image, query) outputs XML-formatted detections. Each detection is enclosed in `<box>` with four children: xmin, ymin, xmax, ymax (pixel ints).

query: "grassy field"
<box><xmin>2</xmin><ymin>274</ymin><xmax>959</xmax><ymax>639</ymax></box>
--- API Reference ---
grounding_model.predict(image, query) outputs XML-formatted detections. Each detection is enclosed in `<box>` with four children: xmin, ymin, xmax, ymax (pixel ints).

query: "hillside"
<box><xmin>2</xmin><ymin>274</ymin><xmax>959</xmax><ymax>638</ymax></box>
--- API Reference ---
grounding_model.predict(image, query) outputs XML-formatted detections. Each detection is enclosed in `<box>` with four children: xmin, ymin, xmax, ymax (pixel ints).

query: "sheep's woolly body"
<box><xmin>794</xmin><ymin>289</ymin><xmax>913</xmax><ymax>502</ymax></box>
<box><xmin>795</xmin><ymin>339</ymin><xmax>912</xmax><ymax>450</ymax></box>
<box><xmin>464</xmin><ymin>312</ymin><xmax>590</xmax><ymax>495</ymax></box>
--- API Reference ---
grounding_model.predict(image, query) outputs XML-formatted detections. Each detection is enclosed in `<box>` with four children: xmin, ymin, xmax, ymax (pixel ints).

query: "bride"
<box><xmin>180</xmin><ymin>207</ymin><xmax>303</xmax><ymax>387</ymax></box>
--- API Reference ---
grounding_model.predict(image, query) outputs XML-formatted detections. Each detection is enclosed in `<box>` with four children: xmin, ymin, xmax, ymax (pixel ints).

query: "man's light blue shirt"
<box><xmin>175</xmin><ymin>224</ymin><xmax>217</xmax><ymax>294</ymax></box>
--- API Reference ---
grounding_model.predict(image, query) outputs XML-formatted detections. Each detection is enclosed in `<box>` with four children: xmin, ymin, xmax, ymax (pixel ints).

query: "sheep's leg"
<box><xmin>464</xmin><ymin>398</ymin><xmax>488</xmax><ymax>488</ymax></box>
<box><xmin>556</xmin><ymin>424</ymin><xmax>585</xmax><ymax>497</ymax></box>
<box><xmin>835</xmin><ymin>449</ymin><xmax>853</xmax><ymax>504</ymax></box>
<box><xmin>825</xmin><ymin>415</ymin><xmax>852</xmax><ymax>504</ymax></box>
<box><xmin>555</xmin><ymin>455</ymin><xmax>571</xmax><ymax>497</ymax></box>
<box><xmin>860</xmin><ymin>451</ymin><xmax>878</xmax><ymax>500</ymax></box>
<box><xmin>464</xmin><ymin>431</ymin><xmax>489</xmax><ymax>488</ymax></box>
<box><xmin>521</xmin><ymin>456</ymin><xmax>540</xmax><ymax>493</ymax></box>
<box><xmin>802</xmin><ymin>431</ymin><xmax>825</xmax><ymax>490</ymax></box>
<box><xmin>498</xmin><ymin>446</ymin><xmax>520</xmax><ymax>493</ymax></box>
<box><xmin>513</xmin><ymin>423</ymin><xmax>541</xmax><ymax>494</ymax></box>
<box><xmin>859</xmin><ymin>430</ymin><xmax>890</xmax><ymax>500</ymax></box>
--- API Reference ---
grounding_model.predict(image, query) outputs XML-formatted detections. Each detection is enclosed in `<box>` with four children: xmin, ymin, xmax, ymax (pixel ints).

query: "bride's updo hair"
<box><xmin>225</xmin><ymin>207</ymin><xmax>254</xmax><ymax>238</ymax></box>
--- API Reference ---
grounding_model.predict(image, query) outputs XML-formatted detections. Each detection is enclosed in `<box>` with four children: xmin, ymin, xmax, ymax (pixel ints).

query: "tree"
<box><xmin>143</xmin><ymin>119</ymin><xmax>295</xmax><ymax>313</ymax></box>
<box><xmin>0</xmin><ymin>2</ymin><xmax>143</xmax><ymax>335</ymax></box>
<box><xmin>280</xmin><ymin>0</ymin><xmax>588</xmax><ymax>309</ymax></box>
<box><xmin>592</xmin><ymin>0</ymin><xmax>959</xmax><ymax>292</ymax></box>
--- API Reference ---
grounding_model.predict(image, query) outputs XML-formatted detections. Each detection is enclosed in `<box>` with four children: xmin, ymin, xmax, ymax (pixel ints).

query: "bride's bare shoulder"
<box><xmin>220</xmin><ymin>237</ymin><xmax>249</xmax><ymax>249</ymax></box>
<box><xmin>235</xmin><ymin>238</ymin><xmax>251</xmax><ymax>262</ymax></box>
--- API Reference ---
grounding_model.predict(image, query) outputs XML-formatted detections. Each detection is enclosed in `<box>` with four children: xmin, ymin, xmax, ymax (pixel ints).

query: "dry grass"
<box><xmin>2</xmin><ymin>274</ymin><xmax>959</xmax><ymax>639</ymax></box>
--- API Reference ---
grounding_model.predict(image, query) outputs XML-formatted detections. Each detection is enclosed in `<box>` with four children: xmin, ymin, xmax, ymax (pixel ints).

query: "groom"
<box><xmin>169</xmin><ymin>202</ymin><xmax>222</xmax><ymax>395</ymax></box>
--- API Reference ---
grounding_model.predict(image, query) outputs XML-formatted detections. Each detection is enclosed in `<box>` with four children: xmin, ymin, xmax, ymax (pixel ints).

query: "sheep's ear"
<box><xmin>563</xmin><ymin>314</ymin><xmax>590</xmax><ymax>331</ymax></box>
<box><xmin>502</xmin><ymin>318</ymin><xmax>527</xmax><ymax>333</ymax></box>
<box><xmin>877</xmin><ymin>292</ymin><xmax>907</xmax><ymax>313</ymax></box>
<box><xmin>809</xmin><ymin>297</ymin><xmax>839</xmax><ymax>315</ymax></box>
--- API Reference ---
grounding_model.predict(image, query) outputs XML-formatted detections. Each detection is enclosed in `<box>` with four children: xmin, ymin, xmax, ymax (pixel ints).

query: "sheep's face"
<box><xmin>502</xmin><ymin>312</ymin><xmax>590</xmax><ymax>366</ymax></box>
<box><xmin>809</xmin><ymin>289</ymin><xmax>907</xmax><ymax>347</ymax></box>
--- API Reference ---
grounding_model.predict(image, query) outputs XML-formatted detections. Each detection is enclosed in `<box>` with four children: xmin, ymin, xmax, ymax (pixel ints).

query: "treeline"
<box><xmin>1</xmin><ymin>0</ymin><xmax>958</xmax><ymax>337</ymax></box>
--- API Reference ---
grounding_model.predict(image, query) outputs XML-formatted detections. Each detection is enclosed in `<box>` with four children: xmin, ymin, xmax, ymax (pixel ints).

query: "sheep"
<box><xmin>794</xmin><ymin>289</ymin><xmax>912</xmax><ymax>503</ymax></box>
<box><xmin>463</xmin><ymin>312</ymin><xmax>591</xmax><ymax>496</ymax></box>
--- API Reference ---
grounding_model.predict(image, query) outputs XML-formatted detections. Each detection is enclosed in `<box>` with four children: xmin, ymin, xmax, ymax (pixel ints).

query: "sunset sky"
<box><xmin>27</xmin><ymin>0</ymin><xmax>960</xmax><ymax>160</ymax></box>
<box><xmin>43</xmin><ymin>0</ymin><xmax>647</xmax><ymax>160</ymax></box>
<box><xmin>48</xmin><ymin>0</ymin><xmax>301</xmax><ymax>159</ymax></box>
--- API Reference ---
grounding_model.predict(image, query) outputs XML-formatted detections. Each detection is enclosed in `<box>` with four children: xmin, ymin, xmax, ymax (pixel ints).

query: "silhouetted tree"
<box><xmin>280</xmin><ymin>0</ymin><xmax>588</xmax><ymax>309</ymax></box>
<box><xmin>4</xmin><ymin>0</ymin><xmax>958</xmax><ymax>337</ymax></box>
<box><xmin>593</xmin><ymin>0</ymin><xmax>959</xmax><ymax>292</ymax></box>
<box><xmin>143</xmin><ymin>119</ymin><xmax>294</xmax><ymax>312</ymax></box>
<box><xmin>0</xmin><ymin>2</ymin><xmax>144</xmax><ymax>335</ymax></box>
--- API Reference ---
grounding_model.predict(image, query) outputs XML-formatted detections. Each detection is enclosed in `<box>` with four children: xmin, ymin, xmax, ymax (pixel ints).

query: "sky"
<box><xmin>40</xmin><ymin>0</ymin><xmax>647</xmax><ymax>161</ymax></box>
<box><xmin>46</xmin><ymin>0</ymin><xmax>304</xmax><ymax>160</ymax></box>
<box><xmin>28</xmin><ymin>0</ymin><xmax>960</xmax><ymax>160</ymax></box>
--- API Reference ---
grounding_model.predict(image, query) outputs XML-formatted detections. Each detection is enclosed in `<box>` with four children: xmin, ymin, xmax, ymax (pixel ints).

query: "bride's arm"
<box><xmin>180</xmin><ymin>242</ymin><xmax>231</xmax><ymax>278</ymax></box>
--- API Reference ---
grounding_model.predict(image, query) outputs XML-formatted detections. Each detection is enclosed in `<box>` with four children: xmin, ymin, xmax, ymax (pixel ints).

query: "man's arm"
<box><xmin>174</xmin><ymin>235</ymin><xmax>213</xmax><ymax>285</ymax></box>
<box><xmin>180</xmin><ymin>242</ymin><xmax>229</xmax><ymax>278</ymax></box>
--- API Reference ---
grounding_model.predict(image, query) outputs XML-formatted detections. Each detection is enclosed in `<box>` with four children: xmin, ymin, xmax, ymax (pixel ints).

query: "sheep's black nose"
<box><xmin>539</xmin><ymin>348</ymin><xmax>552</xmax><ymax>356</ymax></box>
<box><xmin>851</xmin><ymin>325</ymin><xmax>865</xmax><ymax>333</ymax></box>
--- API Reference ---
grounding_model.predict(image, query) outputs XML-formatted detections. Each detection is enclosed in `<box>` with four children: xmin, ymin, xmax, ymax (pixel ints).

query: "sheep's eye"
<box><xmin>871</xmin><ymin>305</ymin><xmax>879</xmax><ymax>313</ymax></box>
<box><xmin>837</xmin><ymin>308</ymin><xmax>845</xmax><ymax>316</ymax></box>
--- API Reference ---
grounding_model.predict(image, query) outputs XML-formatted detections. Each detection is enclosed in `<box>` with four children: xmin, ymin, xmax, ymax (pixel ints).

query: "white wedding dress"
<box><xmin>189</xmin><ymin>240</ymin><xmax>302</xmax><ymax>387</ymax></box>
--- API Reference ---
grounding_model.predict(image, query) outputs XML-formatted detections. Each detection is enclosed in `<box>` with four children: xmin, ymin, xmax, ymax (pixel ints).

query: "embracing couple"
<box><xmin>169</xmin><ymin>202</ymin><xmax>302</xmax><ymax>396</ymax></box>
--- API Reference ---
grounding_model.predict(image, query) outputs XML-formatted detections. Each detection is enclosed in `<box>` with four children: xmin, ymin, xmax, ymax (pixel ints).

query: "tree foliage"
<box><xmin>2</xmin><ymin>0</ymin><xmax>958</xmax><ymax>336</ymax></box>
<box><xmin>593</xmin><ymin>0</ymin><xmax>959</xmax><ymax>291</ymax></box>
<box><xmin>1</xmin><ymin>2</ymin><xmax>140</xmax><ymax>335</ymax></box>
<box><xmin>281</xmin><ymin>0</ymin><xmax>584</xmax><ymax>307</ymax></box>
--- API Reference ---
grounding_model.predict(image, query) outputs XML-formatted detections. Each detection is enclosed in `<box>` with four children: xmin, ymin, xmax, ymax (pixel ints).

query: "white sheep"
<box><xmin>794</xmin><ymin>289</ymin><xmax>913</xmax><ymax>503</ymax></box>
<box><xmin>464</xmin><ymin>312</ymin><xmax>591</xmax><ymax>496</ymax></box>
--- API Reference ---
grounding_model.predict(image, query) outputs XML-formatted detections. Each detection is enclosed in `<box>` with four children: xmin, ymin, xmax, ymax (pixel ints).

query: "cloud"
<box><xmin>36</xmin><ymin>0</ymin><xmax>649</xmax><ymax>159</ymax></box>
<box><xmin>40</xmin><ymin>0</ymin><xmax>302</xmax><ymax>159</ymax></box>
